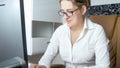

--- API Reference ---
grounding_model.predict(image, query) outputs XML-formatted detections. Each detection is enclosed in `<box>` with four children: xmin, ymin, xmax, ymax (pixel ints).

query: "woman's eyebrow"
<box><xmin>60</xmin><ymin>8</ymin><xmax>75</xmax><ymax>12</ymax></box>
<box><xmin>67</xmin><ymin>9</ymin><xmax>74</xmax><ymax>11</ymax></box>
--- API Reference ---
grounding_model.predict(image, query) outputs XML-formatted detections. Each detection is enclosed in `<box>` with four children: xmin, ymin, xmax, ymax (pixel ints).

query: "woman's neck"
<box><xmin>70</xmin><ymin>22</ymin><xmax>84</xmax><ymax>32</ymax></box>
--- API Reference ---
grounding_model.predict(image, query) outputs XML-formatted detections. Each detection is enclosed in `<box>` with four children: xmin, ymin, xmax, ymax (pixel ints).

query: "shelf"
<box><xmin>32</xmin><ymin>21</ymin><xmax>54</xmax><ymax>38</ymax></box>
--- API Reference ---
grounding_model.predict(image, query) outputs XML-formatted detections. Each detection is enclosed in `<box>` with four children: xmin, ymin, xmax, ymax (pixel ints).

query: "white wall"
<box><xmin>91</xmin><ymin>0</ymin><xmax>120</xmax><ymax>6</ymax></box>
<box><xmin>33</xmin><ymin>0</ymin><xmax>62</xmax><ymax>23</ymax></box>
<box><xmin>24</xmin><ymin>0</ymin><xmax>33</xmax><ymax>55</ymax></box>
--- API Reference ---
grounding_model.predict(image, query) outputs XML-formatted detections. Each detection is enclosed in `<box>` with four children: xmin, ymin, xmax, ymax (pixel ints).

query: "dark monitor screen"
<box><xmin>0</xmin><ymin>0</ymin><xmax>28</xmax><ymax>67</ymax></box>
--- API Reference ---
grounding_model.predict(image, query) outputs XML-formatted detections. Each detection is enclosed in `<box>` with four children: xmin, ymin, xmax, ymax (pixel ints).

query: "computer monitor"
<box><xmin>0</xmin><ymin>0</ymin><xmax>28</xmax><ymax>67</ymax></box>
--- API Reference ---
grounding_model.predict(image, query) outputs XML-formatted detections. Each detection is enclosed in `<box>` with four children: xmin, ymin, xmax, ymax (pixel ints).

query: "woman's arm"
<box><xmin>38</xmin><ymin>27</ymin><xmax>61</xmax><ymax>68</ymax></box>
<box><xmin>85</xmin><ymin>26</ymin><xmax>110</xmax><ymax>68</ymax></box>
<box><xmin>30</xmin><ymin>64</ymin><xmax>46</xmax><ymax>68</ymax></box>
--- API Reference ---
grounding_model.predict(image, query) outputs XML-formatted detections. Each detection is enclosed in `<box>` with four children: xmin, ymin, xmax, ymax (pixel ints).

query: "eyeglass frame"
<box><xmin>58</xmin><ymin>8</ymin><xmax>79</xmax><ymax>17</ymax></box>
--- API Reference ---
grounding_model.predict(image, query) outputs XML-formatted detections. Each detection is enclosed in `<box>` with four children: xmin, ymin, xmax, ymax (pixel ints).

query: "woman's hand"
<box><xmin>30</xmin><ymin>64</ymin><xmax>46</xmax><ymax>68</ymax></box>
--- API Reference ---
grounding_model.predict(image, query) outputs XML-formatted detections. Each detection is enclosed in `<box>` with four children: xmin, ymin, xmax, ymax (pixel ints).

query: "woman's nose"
<box><xmin>63</xmin><ymin>14</ymin><xmax>69</xmax><ymax>20</ymax></box>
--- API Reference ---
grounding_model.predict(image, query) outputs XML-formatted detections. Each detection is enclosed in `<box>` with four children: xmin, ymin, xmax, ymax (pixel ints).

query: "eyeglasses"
<box><xmin>58</xmin><ymin>8</ymin><xmax>79</xmax><ymax>17</ymax></box>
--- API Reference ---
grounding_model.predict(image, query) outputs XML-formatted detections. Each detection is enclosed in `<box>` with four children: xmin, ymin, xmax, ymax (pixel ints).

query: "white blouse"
<box><xmin>39</xmin><ymin>18</ymin><xmax>110</xmax><ymax>68</ymax></box>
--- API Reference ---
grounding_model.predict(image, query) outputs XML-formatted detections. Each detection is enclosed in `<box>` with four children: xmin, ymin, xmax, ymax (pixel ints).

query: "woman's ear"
<box><xmin>81</xmin><ymin>5</ymin><xmax>87</xmax><ymax>15</ymax></box>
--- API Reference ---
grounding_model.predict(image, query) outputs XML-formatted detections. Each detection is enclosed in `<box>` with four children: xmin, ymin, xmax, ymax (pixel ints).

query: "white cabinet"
<box><xmin>24</xmin><ymin>0</ymin><xmax>62</xmax><ymax>55</ymax></box>
<box><xmin>31</xmin><ymin>21</ymin><xmax>54</xmax><ymax>55</ymax></box>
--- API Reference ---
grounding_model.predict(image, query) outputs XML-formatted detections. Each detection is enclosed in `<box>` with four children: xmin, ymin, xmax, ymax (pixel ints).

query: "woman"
<box><xmin>30</xmin><ymin>0</ymin><xmax>110</xmax><ymax>68</ymax></box>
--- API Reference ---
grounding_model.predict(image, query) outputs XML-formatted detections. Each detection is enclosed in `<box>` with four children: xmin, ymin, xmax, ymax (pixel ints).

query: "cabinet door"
<box><xmin>32</xmin><ymin>38</ymin><xmax>50</xmax><ymax>54</ymax></box>
<box><xmin>33</xmin><ymin>0</ymin><xmax>62</xmax><ymax>23</ymax></box>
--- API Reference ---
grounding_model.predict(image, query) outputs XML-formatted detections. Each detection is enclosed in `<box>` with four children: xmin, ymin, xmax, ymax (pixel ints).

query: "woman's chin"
<box><xmin>66</xmin><ymin>21</ymin><xmax>72</xmax><ymax>27</ymax></box>
<box><xmin>67</xmin><ymin>24</ymin><xmax>72</xmax><ymax>28</ymax></box>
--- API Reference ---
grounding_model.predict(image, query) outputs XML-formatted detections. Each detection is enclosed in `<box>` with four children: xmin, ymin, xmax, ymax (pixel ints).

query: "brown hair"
<box><xmin>59</xmin><ymin>0</ymin><xmax>90</xmax><ymax>9</ymax></box>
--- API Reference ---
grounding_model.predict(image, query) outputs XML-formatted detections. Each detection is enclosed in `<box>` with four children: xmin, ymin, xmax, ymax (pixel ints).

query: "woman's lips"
<box><xmin>66</xmin><ymin>20</ymin><xmax>71</xmax><ymax>24</ymax></box>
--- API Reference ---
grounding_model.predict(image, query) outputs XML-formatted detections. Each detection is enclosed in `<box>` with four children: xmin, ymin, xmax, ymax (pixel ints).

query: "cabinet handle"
<box><xmin>0</xmin><ymin>4</ymin><xmax>5</xmax><ymax>6</ymax></box>
<box><xmin>47</xmin><ymin>41</ymin><xmax>50</xmax><ymax>44</ymax></box>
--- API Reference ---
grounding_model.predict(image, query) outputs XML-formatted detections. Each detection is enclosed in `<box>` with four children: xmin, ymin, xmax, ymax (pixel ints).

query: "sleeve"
<box><xmin>85</xmin><ymin>26</ymin><xmax>110</xmax><ymax>68</ymax></box>
<box><xmin>38</xmin><ymin>27</ymin><xmax>60</xmax><ymax>68</ymax></box>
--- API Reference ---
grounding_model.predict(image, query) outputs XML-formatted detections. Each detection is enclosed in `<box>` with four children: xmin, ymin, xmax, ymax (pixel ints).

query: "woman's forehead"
<box><xmin>60</xmin><ymin>0</ymin><xmax>77</xmax><ymax>9</ymax></box>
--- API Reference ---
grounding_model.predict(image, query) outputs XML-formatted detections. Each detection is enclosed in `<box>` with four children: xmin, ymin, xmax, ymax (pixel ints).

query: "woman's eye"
<box><xmin>68</xmin><ymin>11</ymin><xmax>74</xmax><ymax>13</ymax></box>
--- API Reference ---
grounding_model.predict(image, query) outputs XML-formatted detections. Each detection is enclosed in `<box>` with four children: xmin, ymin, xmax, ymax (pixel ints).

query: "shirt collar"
<box><xmin>64</xmin><ymin>17</ymin><xmax>95</xmax><ymax>30</ymax></box>
<box><xmin>84</xmin><ymin>17</ymin><xmax>95</xmax><ymax>30</ymax></box>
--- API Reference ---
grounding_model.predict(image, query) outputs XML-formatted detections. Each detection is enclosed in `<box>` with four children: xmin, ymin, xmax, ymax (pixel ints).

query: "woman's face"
<box><xmin>60</xmin><ymin>0</ymin><xmax>85</xmax><ymax>28</ymax></box>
